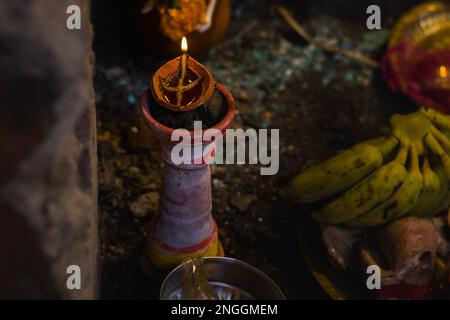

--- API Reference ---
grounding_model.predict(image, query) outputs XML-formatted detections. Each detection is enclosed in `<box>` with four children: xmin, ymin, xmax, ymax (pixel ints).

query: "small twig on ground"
<box><xmin>275</xmin><ymin>6</ymin><xmax>379</xmax><ymax>68</ymax></box>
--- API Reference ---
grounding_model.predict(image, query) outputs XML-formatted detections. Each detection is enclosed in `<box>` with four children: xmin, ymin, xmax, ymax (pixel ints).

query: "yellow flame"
<box><xmin>439</xmin><ymin>65</ymin><xmax>448</xmax><ymax>78</ymax></box>
<box><xmin>181</xmin><ymin>36</ymin><xmax>188</xmax><ymax>53</ymax></box>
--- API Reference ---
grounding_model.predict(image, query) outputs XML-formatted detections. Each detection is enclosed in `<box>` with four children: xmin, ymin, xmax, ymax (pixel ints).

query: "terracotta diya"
<box><xmin>151</xmin><ymin>37</ymin><xmax>215</xmax><ymax>112</ymax></box>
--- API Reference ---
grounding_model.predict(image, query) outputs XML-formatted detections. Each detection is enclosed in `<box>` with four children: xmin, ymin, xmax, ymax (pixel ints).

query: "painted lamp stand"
<box><xmin>140</xmin><ymin>83</ymin><xmax>236</xmax><ymax>275</ymax></box>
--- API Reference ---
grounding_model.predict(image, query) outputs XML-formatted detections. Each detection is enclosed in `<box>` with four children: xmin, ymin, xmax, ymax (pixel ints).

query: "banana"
<box><xmin>359</xmin><ymin>136</ymin><xmax>399</xmax><ymax>160</ymax></box>
<box><xmin>409</xmin><ymin>158</ymin><xmax>441</xmax><ymax>217</ymax></box>
<box><xmin>424</xmin><ymin>133</ymin><xmax>450</xmax><ymax>216</ymax></box>
<box><xmin>421</xmin><ymin>163</ymin><xmax>448</xmax><ymax>217</ymax></box>
<box><xmin>289</xmin><ymin>145</ymin><xmax>380</xmax><ymax>203</ymax></box>
<box><xmin>312</xmin><ymin>145</ymin><xmax>408</xmax><ymax>224</ymax></box>
<box><xmin>290</xmin><ymin>139</ymin><xmax>397</xmax><ymax>203</ymax></box>
<box><xmin>420</xmin><ymin>106</ymin><xmax>450</xmax><ymax>130</ymax></box>
<box><xmin>425</xmin><ymin>133</ymin><xmax>450</xmax><ymax>178</ymax></box>
<box><xmin>345</xmin><ymin>146</ymin><xmax>423</xmax><ymax>227</ymax></box>
<box><xmin>423</xmin><ymin>106</ymin><xmax>450</xmax><ymax>138</ymax></box>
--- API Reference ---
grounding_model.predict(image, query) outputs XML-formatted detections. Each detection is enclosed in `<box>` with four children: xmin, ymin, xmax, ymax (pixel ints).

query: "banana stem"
<box><xmin>395</xmin><ymin>145</ymin><xmax>409</xmax><ymax>165</ymax></box>
<box><xmin>426</xmin><ymin>133</ymin><xmax>446</xmax><ymax>158</ymax></box>
<box><xmin>430</xmin><ymin>125</ymin><xmax>450</xmax><ymax>152</ymax></box>
<box><xmin>425</xmin><ymin>133</ymin><xmax>450</xmax><ymax>177</ymax></box>
<box><xmin>375</xmin><ymin>137</ymin><xmax>399</xmax><ymax>160</ymax></box>
<box><xmin>410</xmin><ymin>146</ymin><xmax>419</xmax><ymax>172</ymax></box>
<box><xmin>422</xmin><ymin>157</ymin><xmax>431</xmax><ymax>173</ymax></box>
<box><xmin>420</xmin><ymin>107</ymin><xmax>450</xmax><ymax>130</ymax></box>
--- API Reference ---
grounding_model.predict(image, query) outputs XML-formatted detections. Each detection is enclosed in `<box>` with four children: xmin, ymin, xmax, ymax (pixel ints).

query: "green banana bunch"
<box><xmin>290</xmin><ymin>106</ymin><xmax>450</xmax><ymax>227</ymax></box>
<box><xmin>290</xmin><ymin>137</ymin><xmax>398</xmax><ymax>203</ymax></box>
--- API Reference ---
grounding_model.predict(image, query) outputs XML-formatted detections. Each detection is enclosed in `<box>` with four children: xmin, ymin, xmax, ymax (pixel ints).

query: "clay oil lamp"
<box><xmin>140</xmin><ymin>37</ymin><xmax>236</xmax><ymax>277</ymax></box>
<box><xmin>150</xmin><ymin>37</ymin><xmax>215</xmax><ymax>111</ymax></box>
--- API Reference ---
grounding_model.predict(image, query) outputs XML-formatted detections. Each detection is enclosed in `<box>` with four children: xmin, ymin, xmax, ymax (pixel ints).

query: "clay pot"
<box><xmin>135</xmin><ymin>0</ymin><xmax>231</xmax><ymax>57</ymax></box>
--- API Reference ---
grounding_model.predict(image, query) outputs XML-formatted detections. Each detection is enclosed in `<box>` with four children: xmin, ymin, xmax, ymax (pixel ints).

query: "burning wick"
<box><xmin>159</xmin><ymin>36</ymin><xmax>204</xmax><ymax>109</ymax></box>
<box><xmin>177</xmin><ymin>37</ymin><xmax>189</xmax><ymax>107</ymax></box>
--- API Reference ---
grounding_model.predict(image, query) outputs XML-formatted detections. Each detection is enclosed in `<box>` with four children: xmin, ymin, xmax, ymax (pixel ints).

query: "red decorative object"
<box><xmin>382</xmin><ymin>43</ymin><xmax>450</xmax><ymax>113</ymax></box>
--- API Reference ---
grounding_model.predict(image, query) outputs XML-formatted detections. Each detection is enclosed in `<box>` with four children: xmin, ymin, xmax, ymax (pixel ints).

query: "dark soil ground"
<box><xmin>94</xmin><ymin>0</ymin><xmax>425</xmax><ymax>299</ymax></box>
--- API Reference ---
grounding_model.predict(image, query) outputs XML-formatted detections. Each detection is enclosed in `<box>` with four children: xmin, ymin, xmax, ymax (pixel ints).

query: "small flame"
<box><xmin>439</xmin><ymin>65</ymin><xmax>448</xmax><ymax>78</ymax></box>
<box><xmin>181</xmin><ymin>37</ymin><xmax>188</xmax><ymax>53</ymax></box>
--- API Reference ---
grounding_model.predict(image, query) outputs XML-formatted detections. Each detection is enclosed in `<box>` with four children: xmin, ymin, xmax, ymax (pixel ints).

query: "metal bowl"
<box><xmin>160</xmin><ymin>257</ymin><xmax>286</xmax><ymax>300</ymax></box>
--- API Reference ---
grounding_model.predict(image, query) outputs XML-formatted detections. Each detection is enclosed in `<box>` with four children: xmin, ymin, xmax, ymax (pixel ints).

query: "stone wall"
<box><xmin>0</xmin><ymin>0</ymin><xmax>98</xmax><ymax>299</ymax></box>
